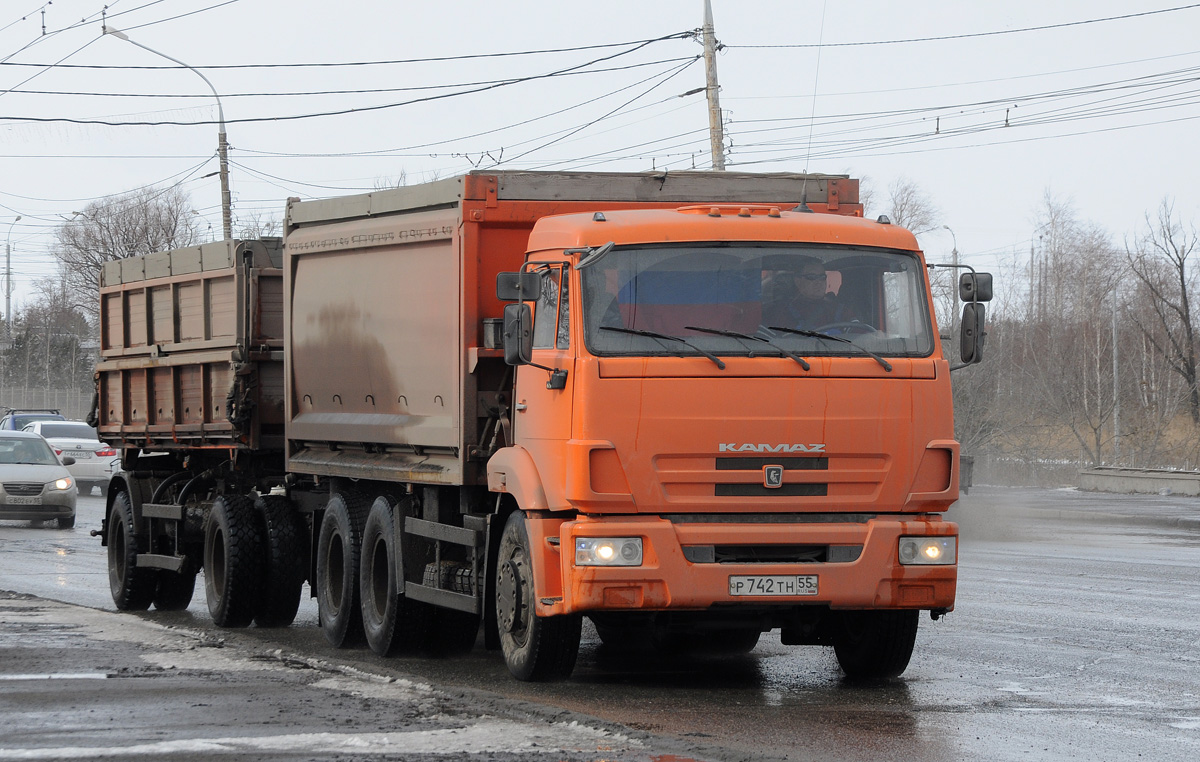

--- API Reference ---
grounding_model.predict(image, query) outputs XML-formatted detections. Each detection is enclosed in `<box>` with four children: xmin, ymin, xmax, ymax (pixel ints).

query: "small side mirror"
<box><xmin>496</xmin><ymin>271</ymin><xmax>541</xmax><ymax>302</ymax></box>
<box><xmin>959</xmin><ymin>272</ymin><xmax>993</xmax><ymax>303</ymax></box>
<box><xmin>503</xmin><ymin>303</ymin><xmax>533</xmax><ymax>365</ymax></box>
<box><xmin>61</xmin><ymin>456</ymin><xmax>76</xmax><ymax>467</ymax></box>
<box><xmin>960</xmin><ymin>302</ymin><xmax>986</xmax><ymax>364</ymax></box>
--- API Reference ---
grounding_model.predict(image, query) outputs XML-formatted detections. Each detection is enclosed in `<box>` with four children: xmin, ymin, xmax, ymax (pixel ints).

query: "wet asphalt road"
<box><xmin>1</xmin><ymin>486</ymin><xmax>1199</xmax><ymax>761</ymax></box>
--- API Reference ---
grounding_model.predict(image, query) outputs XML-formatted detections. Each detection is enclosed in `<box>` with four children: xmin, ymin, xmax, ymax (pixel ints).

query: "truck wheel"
<box><xmin>360</xmin><ymin>495</ymin><xmax>430</xmax><ymax>656</ymax></box>
<box><xmin>317</xmin><ymin>491</ymin><xmax>368</xmax><ymax>647</ymax></box>
<box><xmin>107</xmin><ymin>491</ymin><xmax>156</xmax><ymax>611</ymax></box>
<box><xmin>831</xmin><ymin>610</ymin><xmax>919</xmax><ymax>680</ymax></box>
<box><xmin>253</xmin><ymin>495</ymin><xmax>307</xmax><ymax>627</ymax></box>
<box><xmin>495</xmin><ymin>511</ymin><xmax>581</xmax><ymax>681</ymax></box>
<box><xmin>153</xmin><ymin>567</ymin><xmax>197</xmax><ymax>611</ymax></box>
<box><xmin>203</xmin><ymin>495</ymin><xmax>263</xmax><ymax>627</ymax></box>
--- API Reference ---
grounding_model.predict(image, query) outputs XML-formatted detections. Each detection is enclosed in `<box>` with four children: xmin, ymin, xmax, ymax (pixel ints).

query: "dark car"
<box><xmin>0</xmin><ymin>430</ymin><xmax>78</xmax><ymax>528</ymax></box>
<box><xmin>0</xmin><ymin>408</ymin><xmax>66</xmax><ymax>431</ymax></box>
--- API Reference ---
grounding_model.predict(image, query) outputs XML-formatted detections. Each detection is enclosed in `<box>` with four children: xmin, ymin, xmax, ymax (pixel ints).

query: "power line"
<box><xmin>725</xmin><ymin>4</ymin><xmax>1200</xmax><ymax>49</ymax></box>
<box><xmin>1</xmin><ymin>40</ymin><xmax>696</xmax><ymax>127</ymax></box>
<box><xmin>0</xmin><ymin>31</ymin><xmax>695</xmax><ymax>69</ymax></box>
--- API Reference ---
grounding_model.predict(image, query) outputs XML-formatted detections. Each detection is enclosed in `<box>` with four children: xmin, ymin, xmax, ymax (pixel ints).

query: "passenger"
<box><xmin>762</xmin><ymin>259</ymin><xmax>840</xmax><ymax>330</ymax></box>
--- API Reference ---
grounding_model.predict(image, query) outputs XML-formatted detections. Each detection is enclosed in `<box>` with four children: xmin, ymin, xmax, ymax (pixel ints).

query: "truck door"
<box><xmin>513</xmin><ymin>263</ymin><xmax>575</xmax><ymax>509</ymax></box>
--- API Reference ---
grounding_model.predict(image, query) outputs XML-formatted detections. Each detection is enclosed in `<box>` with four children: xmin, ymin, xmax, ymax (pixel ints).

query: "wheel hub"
<box><xmin>496</xmin><ymin>558</ymin><xmax>524</xmax><ymax>634</ymax></box>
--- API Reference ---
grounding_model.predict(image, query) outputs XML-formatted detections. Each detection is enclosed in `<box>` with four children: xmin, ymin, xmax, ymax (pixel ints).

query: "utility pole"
<box><xmin>105</xmin><ymin>26</ymin><xmax>233</xmax><ymax>240</ymax></box>
<box><xmin>943</xmin><ymin>225</ymin><xmax>959</xmax><ymax>339</ymax></box>
<box><xmin>1112</xmin><ymin>298</ymin><xmax>1120</xmax><ymax>460</ymax></box>
<box><xmin>5</xmin><ymin>216</ymin><xmax>20</xmax><ymax>342</ymax></box>
<box><xmin>702</xmin><ymin>0</ymin><xmax>725</xmax><ymax>170</ymax></box>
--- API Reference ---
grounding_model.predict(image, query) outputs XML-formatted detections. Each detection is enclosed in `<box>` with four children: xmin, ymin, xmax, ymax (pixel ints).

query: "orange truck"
<box><xmin>94</xmin><ymin>170</ymin><xmax>990</xmax><ymax>681</ymax></box>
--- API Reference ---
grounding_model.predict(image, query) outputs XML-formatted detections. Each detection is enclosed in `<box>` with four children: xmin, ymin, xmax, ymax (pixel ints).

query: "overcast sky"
<box><xmin>2</xmin><ymin>1</ymin><xmax>1198</xmax><ymax>312</ymax></box>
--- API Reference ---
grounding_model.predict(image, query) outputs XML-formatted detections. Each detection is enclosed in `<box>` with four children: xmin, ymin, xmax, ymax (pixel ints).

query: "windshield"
<box><xmin>33</xmin><ymin>423</ymin><xmax>98</xmax><ymax>440</ymax></box>
<box><xmin>0</xmin><ymin>437</ymin><xmax>60</xmax><ymax>466</ymax></box>
<box><xmin>581</xmin><ymin>244</ymin><xmax>934</xmax><ymax>360</ymax></box>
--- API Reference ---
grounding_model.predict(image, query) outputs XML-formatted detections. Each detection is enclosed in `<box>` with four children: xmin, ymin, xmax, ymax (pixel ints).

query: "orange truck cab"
<box><xmin>490</xmin><ymin>197</ymin><xmax>987</xmax><ymax>680</ymax></box>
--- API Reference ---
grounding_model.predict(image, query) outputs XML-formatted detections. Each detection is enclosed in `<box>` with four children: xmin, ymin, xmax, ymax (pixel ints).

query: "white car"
<box><xmin>0</xmin><ymin>431</ymin><xmax>78</xmax><ymax>528</ymax></box>
<box><xmin>22</xmin><ymin>420</ymin><xmax>119</xmax><ymax>497</ymax></box>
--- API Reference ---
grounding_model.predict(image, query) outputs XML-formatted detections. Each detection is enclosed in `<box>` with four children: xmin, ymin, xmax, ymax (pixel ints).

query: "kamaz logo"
<box><xmin>718</xmin><ymin>443</ymin><xmax>826</xmax><ymax>453</ymax></box>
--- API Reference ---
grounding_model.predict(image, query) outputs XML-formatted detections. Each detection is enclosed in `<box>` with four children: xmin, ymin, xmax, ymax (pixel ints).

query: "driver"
<box><xmin>762</xmin><ymin>259</ymin><xmax>840</xmax><ymax>329</ymax></box>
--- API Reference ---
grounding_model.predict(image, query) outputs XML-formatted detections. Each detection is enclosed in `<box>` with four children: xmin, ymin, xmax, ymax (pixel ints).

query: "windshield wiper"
<box><xmin>685</xmin><ymin>326</ymin><xmax>810</xmax><ymax>370</ymax></box>
<box><xmin>600</xmin><ymin>326</ymin><xmax>726</xmax><ymax>369</ymax></box>
<box><xmin>767</xmin><ymin>327</ymin><xmax>893</xmax><ymax>372</ymax></box>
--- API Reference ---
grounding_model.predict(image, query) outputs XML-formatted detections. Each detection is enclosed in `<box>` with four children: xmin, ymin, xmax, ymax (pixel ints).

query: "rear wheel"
<box><xmin>203</xmin><ymin>495</ymin><xmax>263</xmax><ymax>627</ymax></box>
<box><xmin>360</xmin><ymin>495</ymin><xmax>430</xmax><ymax>656</ymax></box>
<box><xmin>153</xmin><ymin>567</ymin><xmax>197</xmax><ymax>611</ymax></box>
<box><xmin>317</xmin><ymin>491</ymin><xmax>368</xmax><ymax>647</ymax></box>
<box><xmin>831</xmin><ymin>610</ymin><xmax>919</xmax><ymax>680</ymax></box>
<box><xmin>253</xmin><ymin>495</ymin><xmax>307</xmax><ymax>627</ymax></box>
<box><xmin>495</xmin><ymin>511</ymin><xmax>580</xmax><ymax>681</ymax></box>
<box><xmin>107</xmin><ymin>491</ymin><xmax>155</xmax><ymax>611</ymax></box>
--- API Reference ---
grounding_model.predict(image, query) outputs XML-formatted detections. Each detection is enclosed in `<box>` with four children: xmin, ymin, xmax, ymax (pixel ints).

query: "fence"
<box><xmin>0</xmin><ymin>387</ymin><xmax>93</xmax><ymax>421</ymax></box>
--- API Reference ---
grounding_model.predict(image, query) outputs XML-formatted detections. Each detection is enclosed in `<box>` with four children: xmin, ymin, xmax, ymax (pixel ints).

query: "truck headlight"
<box><xmin>898</xmin><ymin>536</ymin><xmax>956</xmax><ymax>565</ymax></box>
<box><xmin>51</xmin><ymin>477</ymin><xmax>73</xmax><ymax>491</ymax></box>
<box><xmin>575</xmin><ymin>537</ymin><xmax>643</xmax><ymax>567</ymax></box>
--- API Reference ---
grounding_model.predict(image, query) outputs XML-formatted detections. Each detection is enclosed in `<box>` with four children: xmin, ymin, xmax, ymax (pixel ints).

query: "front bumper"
<box><xmin>530</xmin><ymin>513</ymin><xmax>957</xmax><ymax>617</ymax></box>
<box><xmin>0</xmin><ymin>489</ymin><xmax>77</xmax><ymax>521</ymax></box>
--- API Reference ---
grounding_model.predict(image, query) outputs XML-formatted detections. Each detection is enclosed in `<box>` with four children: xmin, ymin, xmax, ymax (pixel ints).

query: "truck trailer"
<box><xmin>93</xmin><ymin>170</ymin><xmax>990</xmax><ymax>681</ymax></box>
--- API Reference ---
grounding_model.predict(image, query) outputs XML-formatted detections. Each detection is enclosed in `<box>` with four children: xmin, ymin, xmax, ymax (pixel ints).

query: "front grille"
<box><xmin>682</xmin><ymin>544</ymin><xmax>864</xmax><ymax>564</ymax></box>
<box><xmin>716</xmin><ymin>457</ymin><xmax>828</xmax><ymax>471</ymax></box>
<box><xmin>3</xmin><ymin>482</ymin><xmax>44</xmax><ymax>496</ymax></box>
<box><xmin>716</xmin><ymin>483</ymin><xmax>827</xmax><ymax>497</ymax></box>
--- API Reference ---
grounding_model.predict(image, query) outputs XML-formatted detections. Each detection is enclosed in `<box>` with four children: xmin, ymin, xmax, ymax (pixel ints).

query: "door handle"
<box><xmin>514</xmin><ymin>402</ymin><xmax>528</xmax><ymax>411</ymax></box>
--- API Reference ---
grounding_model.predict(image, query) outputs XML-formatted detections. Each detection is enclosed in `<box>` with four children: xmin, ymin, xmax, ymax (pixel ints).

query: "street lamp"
<box><xmin>942</xmin><ymin>224</ymin><xmax>959</xmax><ymax>340</ymax></box>
<box><xmin>103</xmin><ymin>25</ymin><xmax>232</xmax><ymax>240</ymax></box>
<box><xmin>5</xmin><ymin>215</ymin><xmax>21</xmax><ymax>340</ymax></box>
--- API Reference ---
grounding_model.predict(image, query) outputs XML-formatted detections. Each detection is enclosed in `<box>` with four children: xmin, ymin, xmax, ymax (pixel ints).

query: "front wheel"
<box><xmin>107</xmin><ymin>491</ymin><xmax>156</xmax><ymax>611</ymax></box>
<box><xmin>495</xmin><ymin>512</ymin><xmax>580</xmax><ymax>681</ymax></box>
<box><xmin>831</xmin><ymin>609</ymin><xmax>919</xmax><ymax>680</ymax></box>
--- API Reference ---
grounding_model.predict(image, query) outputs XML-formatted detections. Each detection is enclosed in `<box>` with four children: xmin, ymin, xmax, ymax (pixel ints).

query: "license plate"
<box><xmin>729</xmin><ymin>574</ymin><xmax>818</xmax><ymax>597</ymax></box>
<box><xmin>6</xmin><ymin>496</ymin><xmax>42</xmax><ymax>505</ymax></box>
<box><xmin>69</xmin><ymin>451</ymin><xmax>92</xmax><ymax>459</ymax></box>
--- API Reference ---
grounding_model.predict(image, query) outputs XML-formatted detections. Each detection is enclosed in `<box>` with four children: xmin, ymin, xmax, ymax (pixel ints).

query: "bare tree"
<box><xmin>53</xmin><ymin>185</ymin><xmax>200</xmax><ymax>316</ymax></box>
<box><xmin>1126</xmin><ymin>199</ymin><xmax>1200</xmax><ymax>423</ymax></box>
<box><xmin>236</xmin><ymin>211</ymin><xmax>281</xmax><ymax>240</ymax></box>
<box><xmin>885</xmin><ymin>176</ymin><xmax>939</xmax><ymax>236</ymax></box>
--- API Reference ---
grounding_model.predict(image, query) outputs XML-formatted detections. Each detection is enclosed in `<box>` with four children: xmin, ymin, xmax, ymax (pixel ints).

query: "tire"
<box><xmin>153</xmin><ymin>567</ymin><xmax>197</xmax><ymax>611</ymax></box>
<box><xmin>831</xmin><ymin>609</ymin><xmax>920</xmax><ymax>680</ymax></box>
<box><xmin>316</xmin><ymin>491</ymin><xmax>368</xmax><ymax>648</ymax></box>
<box><xmin>253</xmin><ymin>495</ymin><xmax>307</xmax><ymax>627</ymax></box>
<box><xmin>495</xmin><ymin>511</ymin><xmax>581</xmax><ymax>681</ymax></box>
<box><xmin>107</xmin><ymin>491</ymin><xmax>156</xmax><ymax>611</ymax></box>
<box><xmin>360</xmin><ymin>495</ymin><xmax>431</xmax><ymax>656</ymax></box>
<box><xmin>203</xmin><ymin>495</ymin><xmax>263</xmax><ymax>628</ymax></box>
<box><xmin>57</xmin><ymin>515</ymin><xmax>76</xmax><ymax>529</ymax></box>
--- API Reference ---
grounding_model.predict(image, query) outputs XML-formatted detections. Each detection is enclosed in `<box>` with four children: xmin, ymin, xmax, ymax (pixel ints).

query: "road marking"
<box><xmin>0</xmin><ymin>673</ymin><xmax>108</xmax><ymax>681</ymax></box>
<box><xmin>0</xmin><ymin>719</ymin><xmax>639</xmax><ymax>759</ymax></box>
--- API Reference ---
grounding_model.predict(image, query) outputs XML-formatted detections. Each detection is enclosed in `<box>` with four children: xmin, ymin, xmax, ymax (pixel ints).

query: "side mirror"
<box><xmin>959</xmin><ymin>271</ymin><xmax>993</xmax><ymax>302</ymax></box>
<box><xmin>61</xmin><ymin>456</ymin><xmax>76</xmax><ymax>466</ymax></box>
<box><xmin>960</xmin><ymin>302</ymin><xmax>986</xmax><ymax>364</ymax></box>
<box><xmin>496</xmin><ymin>271</ymin><xmax>541</xmax><ymax>302</ymax></box>
<box><xmin>503</xmin><ymin>303</ymin><xmax>533</xmax><ymax>365</ymax></box>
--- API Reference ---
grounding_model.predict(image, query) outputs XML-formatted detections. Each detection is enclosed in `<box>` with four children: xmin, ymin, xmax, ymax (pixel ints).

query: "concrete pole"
<box><xmin>1112</xmin><ymin>298</ymin><xmax>1120</xmax><ymax>460</ymax></box>
<box><xmin>5</xmin><ymin>216</ymin><xmax>20</xmax><ymax>341</ymax></box>
<box><xmin>105</xmin><ymin>26</ymin><xmax>233</xmax><ymax>240</ymax></box>
<box><xmin>943</xmin><ymin>225</ymin><xmax>959</xmax><ymax>340</ymax></box>
<box><xmin>702</xmin><ymin>0</ymin><xmax>725</xmax><ymax>170</ymax></box>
